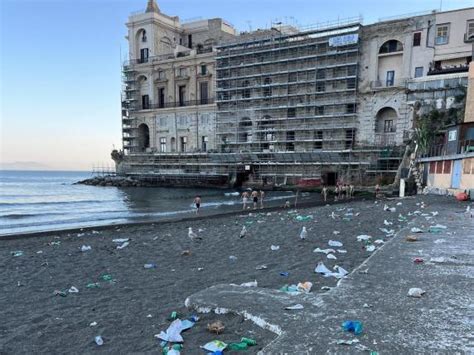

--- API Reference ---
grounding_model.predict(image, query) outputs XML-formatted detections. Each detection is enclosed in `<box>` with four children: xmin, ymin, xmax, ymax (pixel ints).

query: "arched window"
<box><xmin>263</xmin><ymin>77</ymin><xmax>272</xmax><ymax>97</ymax></box>
<box><xmin>376</xmin><ymin>107</ymin><xmax>397</xmax><ymax>133</ymax></box>
<box><xmin>379</xmin><ymin>40</ymin><xmax>403</xmax><ymax>54</ymax></box>
<box><xmin>138</xmin><ymin>123</ymin><xmax>150</xmax><ymax>151</ymax></box>
<box><xmin>141</xmin><ymin>30</ymin><xmax>147</xmax><ymax>43</ymax></box>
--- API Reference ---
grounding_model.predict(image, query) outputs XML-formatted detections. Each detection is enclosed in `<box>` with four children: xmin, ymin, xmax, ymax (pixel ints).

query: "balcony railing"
<box><xmin>370</xmin><ymin>79</ymin><xmax>407</xmax><ymax>90</ymax></box>
<box><xmin>427</xmin><ymin>63</ymin><xmax>470</xmax><ymax>76</ymax></box>
<box><xmin>374</xmin><ymin>132</ymin><xmax>397</xmax><ymax>147</ymax></box>
<box><xmin>131</xmin><ymin>98</ymin><xmax>216</xmax><ymax>111</ymax></box>
<box><xmin>419</xmin><ymin>140</ymin><xmax>474</xmax><ymax>158</ymax></box>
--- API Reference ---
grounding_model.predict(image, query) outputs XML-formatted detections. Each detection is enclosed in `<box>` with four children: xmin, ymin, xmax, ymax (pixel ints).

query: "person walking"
<box><xmin>251</xmin><ymin>190</ymin><xmax>258</xmax><ymax>210</ymax></box>
<box><xmin>242</xmin><ymin>191</ymin><xmax>249</xmax><ymax>210</ymax></box>
<box><xmin>321</xmin><ymin>185</ymin><xmax>328</xmax><ymax>202</ymax></box>
<box><xmin>259</xmin><ymin>190</ymin><xmax>265</xmax><ymax>209</ymax></box>
<box><xmin>193</xmin><ymin>196</ymin><xmax>201</xmax><ymax>215</ymax></box>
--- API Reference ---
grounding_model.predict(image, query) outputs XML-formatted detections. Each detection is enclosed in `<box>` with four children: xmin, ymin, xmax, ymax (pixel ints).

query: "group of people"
<box><xmin>320</xmin><ymin>183</ymin><xmax>355</xmax><ymax>202</ymax></box>
<box><xmin>241</xmin><ymin>190</ymin><xmax>265</xmax><ymax>210</ymax></box>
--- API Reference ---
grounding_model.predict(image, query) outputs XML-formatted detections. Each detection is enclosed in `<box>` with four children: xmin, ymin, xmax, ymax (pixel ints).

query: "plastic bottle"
<box><xmin>95</xmin><ymin>335</ymin><xmax>104</xmax><ymax>346</ymax></box>
<box><xmin>241</xmin><ymin>337</ymin><xmax>257</xmax><ymax>346</ymax></box>
<box><xmin>144</xmin><ymin>263</ymin><xmax>157</xmax><ymax>269</ymax></box>
<box><xmin>342</xmin><ymin>320</ymin><xmax>363</xmax><ymax>335</ymax></box>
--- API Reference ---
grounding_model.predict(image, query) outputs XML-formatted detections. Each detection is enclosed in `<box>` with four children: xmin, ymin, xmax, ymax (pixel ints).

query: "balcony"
<box><xmin>419</xmin><ymin>140</ymin><xmax>474</xmax><ymax>159</ymax></box>
<box><xmin>370</xmin><ymin>79</ymin><xmax>407</xmax><ymax>90</ymax></box>
<box><xmin>131</xmin><ymin>98</ymin><xmax>215</xmax><ymax>111</ymax></box>
<box><xmin>427</xmin><ymin>62</ymin><xmax>470</xmax><ymax>76</ymax></box>
<box><xmin>374</xmin><ymin>132</ymin><xmax>397</xmax><ymax>147</ymax></box>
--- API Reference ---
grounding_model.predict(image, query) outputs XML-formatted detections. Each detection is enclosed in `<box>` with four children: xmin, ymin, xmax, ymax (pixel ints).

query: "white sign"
<box><xmin>448</xmin><ymin>130</ymin><xmax>457</xmax><ymax>142</ymax></box>
<box><xmin>329</xmin><ymin>33</ymin><xmax>359</xmax><ymax>47</ymax></box>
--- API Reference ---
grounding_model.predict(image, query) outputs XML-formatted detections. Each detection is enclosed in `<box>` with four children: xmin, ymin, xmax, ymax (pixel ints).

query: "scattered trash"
<box><xmin>313</xmin><ymin>248</ymin><xmax>336</xmax><ymax>255</ymax></box>
<box><xmin>49</xmin><ymin>241</ymin><xmax>61</xmax><ymax>246</ymax></box>
<box><xmin>342</xmin><ymin>320</ymin><xmax>363</xmax><ymax>335</ymax></box>
<box><xmin>156</xmin><ymin>319</ymin><xmax>184</xmax><ymax>342</ymax></box>
<box><xmin>410</xmin><ymin>227</ymin><xmax>424</xmax><ymax>233</ymax></box>
<box><xmin>112</xmin><ymin>238</ymin><xmax>129</xmax><ymax>243</ymax></box>
<box><xmin>53</xmin><ymin>290</ymin><xmax>67</xmax><ymax>297</ymax></box>
<box><xmin>285</xmin><ymin>304</ymin><xmax>304</xmax><ymax>310</ymax></box>
<box><xmin>296</xmin><ymin>215</ymin><xmax>312</xmax><ymax>221</ymax></box>
<box><xmin>357</xmin><ymin>235</ymin><xmax>371</xmax><ymax>242</ymax></box>
<box><xmin>197</xmin><ymin>267</ymin><xmax>204</xmax><ymax>271</ymax></box>
<box><xmin>240</xmin><ymin>280</ymin><xmax>257</xmax><ymax>287</ymax></box>
<box><xmin>228</xmin><ymin>338</ymin><xmax>257</xmax><ymax>351</ymax></box>
<box><xmin>321</xmin><ymin>286</ymin><xmax>332</xmax><ymax>291</ymax></box>
<box><xmin>366</xmin><ymin>245</ymin><xmax>376</xmax><ymax>252</ymax></box>
<box><xmin>207</xmin><ymin>321</ymin><xmax>225</xmax><ymax>334</ymax></box>
<box><xmin>379</xmin><ymin>228</ymin><xmax>395</xmax><ymax>236</ymax></box>
<box><xmin>315</xmin><ymin>262</ymin><xmax>348</xmax><ymax>278</ymax></box>
<box><xmin>396</xmin><ymin>202</ymin><xmax>402</xmax><ymax>206</ymax></box>
<box><xmin>270</xmin><ymin>245</ymin><xmax>280</xmax><ymax>251</ymax></box>
<box><xmin>363</xmin><ymin>303</ymin><xmax>371</xmax><ymax>308</ymax></box>
<box><xmin>94</xmin><ymin>336</ymin><xmax>104</xmax><ymax>346</ymax></box>
<box><xmin>429</xmin><ymin>225</ymin><xmax>447</xmax><ymax>233</ymax></box>
<box><xmin>239</xmin><ymin>226</ymin><xmax>247</xmax><ymax>239</ymax></box>
<box><xmin>280</xmin><ymin>284</ymin><xmax>299</xmax><ymax>294</ymax></box>
<box><xmin>297</xmin><ymin>282</ymin><xmax>313</xmax><ymax>293</ymax></box>
<box><xmin>116</xmin><ymin>242</ymin><xmax>130</xmax><ymax>250</ymax></box>
<box><xmin>405</xmin><ymin>235</ymin><xmax>418</xmax><ymax>242</ymax></box>
<box><xmin>202</xmin><ymin>340</ymin><xmax>227</xmax><ymax>352</ymax></box>
<box><xmin>86</xmin><ymin>282</ymin><xmax>100</xmax><ymax>288</ymax></box>
<box><xmin>337</xmin><ymin>339</ymin><xmax>360</xmax><ymax>345</ymax></box>
<box><xmin>383</xmin><ymin>220</ymin><xmax>393</xmax><ymax>226</ymax></box>
<box><xmin>188</xmin><ymin>227</ymin><xmax>202</xmax><ymax>242</ymax></box>
<box><xmin>431</xmin><ymin>211</ymin><xmax>439</xmax><ymax>216</ymax></box>
<box><xmin>327</xmin><ymin>253</ymin><xmax>337</xmax><ymax>260</ymax></box>
<box><xmin>181</xmin><ymin>250</ymin><xmax>191</xmax><ymax>256</ymax></box>
<box><xmin>101</xmin><ymin>274</ymin><xmax>113</xmax><ymax>281</ymax></box>
<box><xmin>408</xmin><ymin>288</ymin><xmax>425</xmax><ymax>298</ymax></box>
<box><xmin>333</xmin><ymin>231</ymin><xmax>340</xmax><ymax>235</ymax></box>
<box><xmin>68</xmin><ymin>286</ymin><xmax>79</xmax><ymax>293</ymax></box>
<box><xmin>80</xmin><ymin>245</ymin><xmax>92</xmax><ymax>252</ymax></box>
<box><xmin>229</xmin><ymin>255</ymin><xmax>238</xmax><ymax>262</ymax></box>
<box><xmin>383</xmin><ymin>204</ymin><xmax>396</xmax><ymax>212</ymax></box>
<box><xmin>36</xmin><ymin>250</ymin><xmax>43</xmax><ymax>254</ymax></box>
<box><xmin>328</xmin><ymin>240</ymin><xmax>343</xmax><ymax>247</ymax></box>
<box><xmin>11</xmin><ymin>251</ymin><xmax>23</xmax><ymax>257</ymax></box>
<box><xmin>168</xmin><ymin>311</ymin><xmax>178</xmax><ymax>321</ymax></box>
<box><xmin>337</xmin><ymin>249</ymin><xmax>347</xmax><ymax>254</ymax></box>
<box><xmin>300</xmin><ymin>226</ymin><xmax>307</xmax><ymax>240</ymax></box>
<box><xmin>430</xmin><ymin>257</ymin><xmax>445</xmax><ymax>263</ymax></box>
<box><xmin>144</xmin><ymin>263</ymin><xmax>157</xmax><ymax>269</ymax></box>
<box><xmin>374</xmin><ymin>240</ymin><xmax>384</xmax><ymax>244</ymax></box>
<box><xmin>413</xmin><ymin>258</ymin><xmax>424</xmax><ymax>263</ymax></box>
<box><xmin>255</xmin><ymin>264</ymin><xmax>267</xmax><ymax>270</ymax></box>
<box><xmin>280</xmin><ymin>272</ymin><xmax>289</xmax><ymax>277</ymax></box>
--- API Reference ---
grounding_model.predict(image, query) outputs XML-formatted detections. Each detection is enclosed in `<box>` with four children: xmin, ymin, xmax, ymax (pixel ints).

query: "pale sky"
<box><xmin>1</xmin><ymin>0</ymin><xmax>472</xmax><ymax>171</ymax></box>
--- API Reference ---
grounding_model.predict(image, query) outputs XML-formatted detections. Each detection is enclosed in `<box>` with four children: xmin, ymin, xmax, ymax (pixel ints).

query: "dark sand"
<box><xmin>0</xmin><ymin>195</ymin><xmax>445</xmax><ymax>353</ymax></box>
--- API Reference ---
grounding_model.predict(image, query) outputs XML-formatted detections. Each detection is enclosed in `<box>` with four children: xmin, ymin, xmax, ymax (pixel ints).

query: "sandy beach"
<box><xmin>0</xmin><ymin>195</ymin><xmax>463</xmax><ymax>353</ymax></box>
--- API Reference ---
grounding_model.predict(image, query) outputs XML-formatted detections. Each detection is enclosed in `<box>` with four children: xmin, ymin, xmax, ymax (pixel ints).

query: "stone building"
<box><xmin>122</xmin><ymin>0</ymin><xmax>236</xmax><ymax>155</ymax></box>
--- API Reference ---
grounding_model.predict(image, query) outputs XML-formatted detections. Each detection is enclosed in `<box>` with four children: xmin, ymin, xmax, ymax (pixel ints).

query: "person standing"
<box><xmin>251</xmin><ymin>190</ymin><xmax>258</xmax><ymax>210</ymax></box>
<box><xmin>349</xmin><ymin>184</ymin><xmax>354</xmax><ymax>199</ymax></box>
<box><xmin>321</xmin><ymin>185</ymin><xmax>328</xmax><ymax>202</ymax></box>
<box><xmin>259</xmin><ymin>190</ymin><xmax>265</xmax><ymax>209</ymax></box>
<box><xmin>242</xmin><ymin>191</ymin><xmax>249</xmax><ymax>210</ymax></box>
<box><xmin>193</xmin><ymin>196</ymin><xmax>201</xmax><ymax>215</ymax></box>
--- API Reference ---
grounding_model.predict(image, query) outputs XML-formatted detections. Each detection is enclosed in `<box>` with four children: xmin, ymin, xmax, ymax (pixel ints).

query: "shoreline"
<box><xmin>0</xmin><ymin>194</ymin><xmax>369</xmax><ymax>240</ymax></box>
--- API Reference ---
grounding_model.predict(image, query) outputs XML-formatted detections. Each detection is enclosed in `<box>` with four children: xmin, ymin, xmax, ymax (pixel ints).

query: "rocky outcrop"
<box><xmin>76</xmin><ymin>175</ymin><xmax>150</xmax><ymax>187</ymax></box>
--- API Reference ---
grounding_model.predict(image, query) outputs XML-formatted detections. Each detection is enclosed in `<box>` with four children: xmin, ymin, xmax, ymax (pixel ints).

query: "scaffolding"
<box><xmin>121</xmin><ymin>65</ymin><xmax>139</xmax><ymax>154</ymax></box>
<box><xmin>215</xmin><ymin>20</ymin><xmax>361</xmax><ymax>156</ymax></box>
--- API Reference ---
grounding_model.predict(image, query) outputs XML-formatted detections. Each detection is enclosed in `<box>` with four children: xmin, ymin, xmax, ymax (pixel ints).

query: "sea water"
<box><xmin>0</xmin><ymin>170</ymin><xmax>295</xmax><ymax>236</ymax></box>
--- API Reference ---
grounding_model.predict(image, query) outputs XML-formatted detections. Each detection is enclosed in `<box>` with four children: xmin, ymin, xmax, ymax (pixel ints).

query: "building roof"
<box><xmin>145</xmin><ymin>0</ymin><xmax>160</xmax><ymax>13</ymax></box>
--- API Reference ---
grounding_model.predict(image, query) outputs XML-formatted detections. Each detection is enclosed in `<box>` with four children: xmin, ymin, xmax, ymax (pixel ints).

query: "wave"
<box><xmin>0</xmin><ymin>199</ymin><xmax>117</xmax><ymax>207</ymax></box>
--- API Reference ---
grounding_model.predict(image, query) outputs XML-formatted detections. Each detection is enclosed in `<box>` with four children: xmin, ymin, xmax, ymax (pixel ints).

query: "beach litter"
<box><xmin>144</xmin><ymin>263</ymin><xmax>157</xmax><ymax>269</ymax></box>
<box><xmin>94</xmin><ymin>336</ymin><xmax>104</xmax><ymax>346</ymax></box>
<box><xmin>280</xmin><ymin>272</ymin><xmax>289</xmax><ymax>277</ymax></box>
<box><xmin>285</xmin><ymin>304</ymin><xmax>304</xmax><ymax>310</ymax></box>
<box><xmin>80</xmin><ymin>245</ymin><xmax>92</xmax><ymax>252</ymax></box>
<box><xmin>384</xmin><ymin>220</ymin><xmax>393</xmax><ymax>226</ymax></box>
<box><xmin>90</xmin><ymin>322</ymin><xmax>97</xmax><ymax>327</ymax></box>
<box><xmin>379</xmin><ymin>228</ymin><xmax>395</xmax><ymax>236</ymax></box>
<box><xmin>280</xmin><ymin>284</ymin><xmax>299</xmax><ymax>295</ymax></box>
<box><xmin>410</xmin><ymin>227</ymin><xmax>424</xmax><ymax>233</ymax></box>
<box><xmin>429</xmin><ymin>224</ymin><xmax>447</xmax><ymax>233</ymax></box>
<box><xmin>342</xmin><ymin>320</ymin><xmax>363</xmax><ymax>335</ymax></box>
<box><xmin>357</xmin><ymin>235</ymin><xmax>371</xmax><ymax>242</ymax></box>
<box><xmin>315</xmin><ymin>262</ymin><xmax>348</xmax><ymax>278</ymax></box>
<box><xmin>113</xmin><ymin>238</ymin><xmax>129</xmax><ymax>244</ymax></box>
<box><xmin>239</xmin><ymin>226</ymin><xmax>247</xmax><ymax>238</ymax></box>
<box><xmin>49</xmin><ymin>241</ymin><xmax>61</xmax><ymax>246</ymax></box>
<box><xmin>383</xmin><ymin>204</ymin><xmax>396</xmax><ymax>212</ymax></box>
<box><xmin>300</xmin><ymin>226</ymin><xmax>307</xmax><ymax>240</ymax></box>
<box><xmin>202</xmin><ymin>340</ymin><xmax>227</xmax><ymax>352</ymax></box>
<box><xmin>328</xmin><ymin>240</ymin><xmax>343</xmax><ymax>247</ymax></box>
<box><xmin>86</xmin><ymin>282</ymin><xmax>100</xmax><ymax>288</ymax></box>
<box><xmin>337</xmin><ymin>339</ymin><xmax>360</xmax><ymax>345</ymax></box>
<box><xmin>240</xmin><ymin>280</ymin><xmax>258</xmax><ymax>287</ymax></box>
<box><xmin>430</xmin><ymin>257</ymin><xmax>446</xmax><ymax>263</ymax></box>
<box><xmin>270</xmin><ymin>245</ymin><xmax>280</xmax><ymax>251</ymax></box>
<box><xmin>53</xmin><ymin>290</ymin><xmax>67</xmax><ymax>297</ymax></box>
<box><xmin>374</xmin><ymin>239</ymin><xmax>384</xmax><ymax>244</ymax></box>
<box><xmin>227</xmin><ymin>337</ymin><xmax>257</xmax><ymax>351</ymax></box>
<box><xmin>156</xmin><ymin>319</ymin><xmax>185</xmax><ymax>342</ymax></box>
<box><xmin>366</xmin><ymin>245</ymin><xmax>376</xmax><ymax>252</ymax></box>
<box><xmin>181</xmin><ymin>250</ymin><xmax>191</xmax><ymax>256</ymax></box>
<box><xmin>255</xmin><ymin>264</ymin><xmax>267</xmax><ymax>270</ymax></box>
<box><xmin>68</xmin><ymin>286</ymin><xmax>79</xmax><ymax>293</ymax></box>
<box><xmin>229</xmin><ymin>255</ymin><xmax>238</xmax><ymax>262</ymax></box>
<box><xmin>297</xmin><ymin>281</ymin><xmax>313</xmax><ymax>293</ymax></box>
<box><xmin>313</xmin><ymin>248</ymin><xmax>336</xmax><ymax>255</ymax></box>
<box><xmin>327</xmin><ymin>253</ymin><xmax>337</xmax><ymax>260</ymax></box>
<box><xmin>116</xmin><ymin>242</ymin><xmax>130</xmax><ymax>249</ymax></box>
<box><xmin>11</xmin><ymin>251</ymin><xmax>24</xmax><ymax>257</ymax></box>
<box><xmin>405</xmin><ymin>235</ymin><xmax>418</xmax><ymax>242</ymax></box>
<box><xmin>207</xmin><ymin>320</ymin><xmax>225</xmax><ymax>334</ymax></box>
<box><xmin>413</xmin><ymin>258</ymin><xmax>424</xmax><ymax>263</ymax></box>
<box><xmin>408</xmin><ymin>288</ymin><xmax>425</xmax><ymax>298</ymax></box>
<box><xmin>337</xmin><ymin>249</ymin><xmax>347</xmax><ymax>254</ymax></box>
<box><xmin>296</xmin><ymin>215</ymin><xmax>313</xmax><ymax>221</ymax></box>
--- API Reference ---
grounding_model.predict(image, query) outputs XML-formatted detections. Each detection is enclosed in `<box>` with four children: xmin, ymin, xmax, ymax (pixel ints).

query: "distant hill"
<box><xmin>0</xmin><ymin>161</ymin><xmax>53</xmax><ymax>171</ymax></box>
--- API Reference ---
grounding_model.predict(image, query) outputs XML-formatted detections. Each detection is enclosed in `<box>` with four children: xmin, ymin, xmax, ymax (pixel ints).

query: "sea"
<box><xmin>0</xmin><ymin>170</ymin><xmax>296</xmax><ymax>236</ymax></box>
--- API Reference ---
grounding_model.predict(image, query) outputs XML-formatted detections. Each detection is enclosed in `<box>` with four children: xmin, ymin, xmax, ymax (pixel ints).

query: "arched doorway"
<box><xmin>137</xmin><ymin>123</ymin><xmax>150</xmax><ymax>152</ymax></box>
<box><xmin>375</xmin><ymin>107</ymin><xmax>397</xmax><ymax>146</ymax></box>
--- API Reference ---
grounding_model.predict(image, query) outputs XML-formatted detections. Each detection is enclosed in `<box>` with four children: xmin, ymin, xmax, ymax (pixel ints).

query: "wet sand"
<box><xmin>0</xmin><ymin>195</ymin><xmax>448</xmax><ymax>353</ymax></box>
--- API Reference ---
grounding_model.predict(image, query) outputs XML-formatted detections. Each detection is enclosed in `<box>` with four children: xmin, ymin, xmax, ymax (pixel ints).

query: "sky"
<box><xmin>1</xmin><ymin>0</ymin><xmax>472</xmax><ymax>171</ymax></box>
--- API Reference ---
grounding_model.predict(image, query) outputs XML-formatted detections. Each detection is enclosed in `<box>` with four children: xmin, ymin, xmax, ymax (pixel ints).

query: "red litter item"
<box><xmin>456</xmin><ymin>192</ymin><xmax>468</xmax><ymax>201</ymax></box>
<box><xmin>414</xmin><ymin>258</ymin><xmax>424</xmax><ymax>263</ymax></box>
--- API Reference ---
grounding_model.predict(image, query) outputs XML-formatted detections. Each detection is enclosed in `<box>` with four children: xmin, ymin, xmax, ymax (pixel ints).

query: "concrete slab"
<box><xmin>186</xmin><ymin>204</ymin><xmax>474</xmax><ymax>353</ymax></box>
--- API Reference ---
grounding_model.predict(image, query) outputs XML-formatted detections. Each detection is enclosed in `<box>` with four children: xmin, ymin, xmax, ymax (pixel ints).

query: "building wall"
<box><xmin>465</xmin><ymin>63</ymin><xmax>474</xmax><ymax>123</ymax></box>
<box><xmin>425</xmin><ymin>158</ymin><xmax>474</xmax><ymax>190</ymax></box>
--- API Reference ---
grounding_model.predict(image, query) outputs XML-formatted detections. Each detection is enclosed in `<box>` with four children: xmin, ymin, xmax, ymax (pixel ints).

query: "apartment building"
<box><xmin>121</xmin><ymin>0</ymin><xmax>236</xmax><ymax>155</ymax></box>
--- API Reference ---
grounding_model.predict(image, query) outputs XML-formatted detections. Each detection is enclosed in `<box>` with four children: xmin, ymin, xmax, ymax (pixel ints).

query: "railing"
<box><xmin>374</xmin><ymin>132</ymin><xmax>397</xmax><ymax>147</ymax></box>
<box><xmin>419</xmin><ymin>140</ymin><xmax>474</xmax><ymax>158</ymax></box>
<box><xmin>370</xmin><ymin>79</ymin><xmax>407</xmax><ymax>90</ymax></box>
<box><xmin>132</xmin><ymin>98</ymin><xmax>216</xmax><ymax>111</ymax></box>
<box><xmin>427</xmin><ymin>63</ymin><xmax>470</xmax><ymax>76</ymax></box>
<box><xmin>123</xmin><ymin>51</ymin><xmax>194</xmax><ymax>67</ymax></box>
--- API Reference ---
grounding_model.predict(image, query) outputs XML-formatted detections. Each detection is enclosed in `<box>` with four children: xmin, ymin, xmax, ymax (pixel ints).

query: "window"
<box><xmin>180</xmin><ymin>136</ymin><xmax>187</xmax><ymax>152</ymax></box>
<box><xmin>201</xmin><ymin>65</ymin><xmax>207</xmax><ymax>75</ymax></box>
<box><xmin>346</xmin><ymin>103</ymin><xmax>356</xmax><ymax>114</ymax></box>
<box><xmin>286</xmin><ymin>131</ymin><xmax>295</xmax><ymax>141</ymax></box>
<box><xmin>288</xmin><ymin>73</ymin><xmax>297</xmax><ymax>82</ymax></box>
<box><xmin>200</xmin><ymin>82</ymin><xmax>209</xmax><ymax>104</ymax></box>
<box><xmin>178</xmin><ymin>68</ymin><xmax>187</xmax><ymax>77</ymax></box>
<box><xmin>386</xmin><ymin>70</ymin><xmax>395</xmax><ymax>86</ymax></box>
<box><xmin>160</xmin><ymin>137</ymin><xmax>166</xmax><ymax>152</ymax></box>
<box><xmin>287</xmin><ymin>107</ymin><xmax>296</xmax><ymax>118</ymax></box>
<box><xmin>202</xmin><ymin>136</ymin><xmax>208</xmax><ymax>152</ymax></box>
<box><xmin>429</xmin><ymin>161</ymin><xmax>436</xmax><ymax>174</ymax></box>
<box><xmin>139</xmin><ymin>48</ymin><xmax>149</xmax><ymax>63</ymax></box>
<box><xmin>464</xmin><ymin>158</ymin><xmax>472</xmax><ymax>174</ymax></box>
<box><xmin>347</xmin><ymin>78</ymin><xmax>356</xmax><ymax>89</ymax></box>
<box><xmin>384</xmin><ymin>120</ymin><xmax>394</xmax><ymax>133</ymax></box>
<box><xmin>158</xmin><ymin>88</ymin><xmax>165</xmax><ymax>108</ymax></box>
<box><xmin>316</xmin><ymin>82</ymin><xmax>325</xmax><ymax>92</ymax></box>
<box><xmin>158</xmin><ymin>70</ymin><xmax>165</xmax><ymax>80</ymax></box>
<box><xmin>314</xmin><ymin>130</ymin><xmax>323</xmax><ymax>150</ymax></box>
<box><xmin>141</xmin><ymin>95</ymin><xmax>149</xmax><ymax>109</ymax></box>
<box><xmin>379</xmin><ymin>40</ymin><xmax>403</xmax><ymax>54</ymax></box>
<box><xmin>413</xmin><ymin>32</ymin><xmax>421</xmax><ymax>47</ymax></box>
<box><xmin>263</xmin><ymin>77</ymin><xmax>272</xmax><ymax>97</ymax></box>
<box><xmin>141</xmin><ymin>30</ymin><xmax>147</xmax><ymax>43</ymax></box>
<box><xmin>468</xmin><ymin>20</ymin><xmax>474</xmax><ymax>39</ymax></box>
<box><xmin>242</xmin><ymin>81</ymin><xmax>250</xmax><ymax>98</ymax></box>
<box><xmin>436</xmin><ymin>161</ymin><xmax>443</xmax><ymax>174</ymax></box>
<box><xmin>178</xmin><ymin>86</ymin><xmax>186</xmax><ymax>106</ymax></box>
<box><xmin>315</xmin><ymin>106</ymin><xmax>324</xmax><ymax>116</ymax></box>
<box><xmin>188</xmin><ymin>34</ymin><xmax>193</xmax><ymax>49</ymax></box>
<box><xmin>345</xmin><ymin>129</ymin><xmax>353</xmax><ymax>149</ymax></box>
<box><xmin>316</xmin><ymin>69</ymin><xmax>326</xmax><ymax>79</ymax></box>
<box><xmin>435</xmin><ymin>24</ymin><xmax>449</xmax><ymax>45</ymax></box>
<box><xmin>414</xmin><ymin>67</ymin><xmax>423</xmax><ymax>78</ymax></box>
<box><xmin>443</xmin><ymin>160</ymin><xmax>451</xmax><ymax>174</ymax></box>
